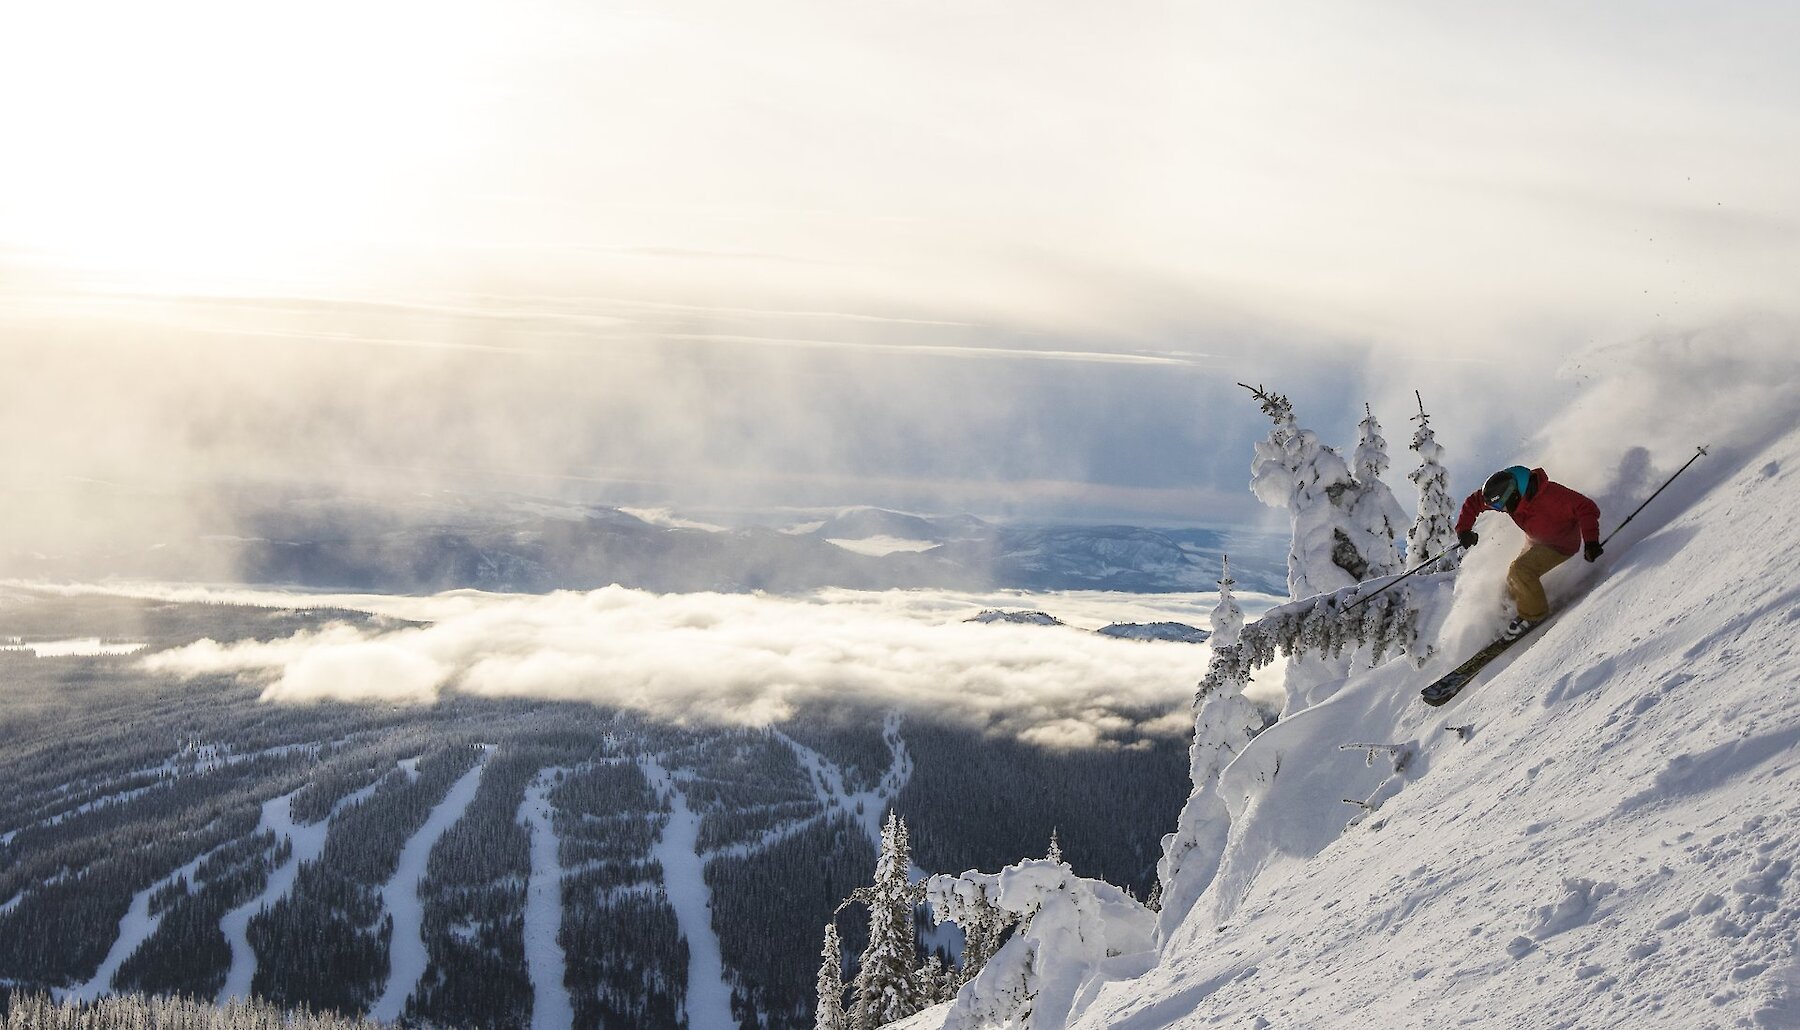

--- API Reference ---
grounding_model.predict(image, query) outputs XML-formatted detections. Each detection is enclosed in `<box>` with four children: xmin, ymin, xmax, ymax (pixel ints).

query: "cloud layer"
<box><xmin>142</xmin><ymin>586</ymin><xmax>1231</xmax><ymax>749</ymax></box>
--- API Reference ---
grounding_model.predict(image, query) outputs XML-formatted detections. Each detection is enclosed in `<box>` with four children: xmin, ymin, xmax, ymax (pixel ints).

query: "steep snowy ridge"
<box><xmin>1066</xmin><ymin>425</ymin><xmax>1800</xmax><ymax>1027</ymax></box>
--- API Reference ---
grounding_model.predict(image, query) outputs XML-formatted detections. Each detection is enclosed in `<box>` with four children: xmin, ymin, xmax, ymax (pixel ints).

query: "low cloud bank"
<box><xmin>142</xmin><ymin>586</ymin><xmax>1218</xmax><ymax>749</ymax></box>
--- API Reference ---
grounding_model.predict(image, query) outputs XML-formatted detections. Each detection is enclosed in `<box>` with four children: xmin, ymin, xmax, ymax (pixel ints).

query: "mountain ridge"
<box><xmin>1055</xmin><ymin>424</ymin><xmax>1800</xmax><ymax>1027</ymax></box>
<box><xmin>3</xmin><ymin>497</ymin><xmax>1286</xmax><ymax>596</ymax></box>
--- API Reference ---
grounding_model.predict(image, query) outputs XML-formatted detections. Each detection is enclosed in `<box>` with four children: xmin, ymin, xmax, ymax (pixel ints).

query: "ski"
<box><xmin>1420</xmin><ymin>619</ymin><xmax>1550</xmax><ymax>707</ymax></box>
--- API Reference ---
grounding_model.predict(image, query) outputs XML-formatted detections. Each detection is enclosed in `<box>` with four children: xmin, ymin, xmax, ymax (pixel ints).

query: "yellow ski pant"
<box><xmin>1508</xmin><ymin>542</ymin><xmax>1572</xmax><ymax>621</ymax></box>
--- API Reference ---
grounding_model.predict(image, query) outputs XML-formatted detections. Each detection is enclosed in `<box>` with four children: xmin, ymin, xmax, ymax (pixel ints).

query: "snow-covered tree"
<box><xmin>1345</xmin><ymin>403</ymin><xmax>1406</xmax><ymax>577</ymax></box>
<box><xmin>1352</xmin><ymin>403</ymin><xmax>1388</xmax><ymax>483</ymax></box>
<box><xmin>1045</xmin><ymin>829</ymin><xmax>1064</xmax><ymax>866</ymax></box>
<box><xmin>926</xmin><ymin>860</ymin><xmax>1156</xmax><ymax>1030</ymax></box>
<box><xmin>929</xmin><ymin>877</ymin><xmax>1011</xmax><ymax>989</ymax></box>
<box><xmin>1242</xmin><ymin>384</ymin><xmax>1392</xmax><ymax>598</ymax></box>
<box><xmin>1406</xmin><ymin>391</ymin><xmax>1460</xmax><ymax>569</ymax></box>
<box><xmin>1210</xmin><ymin>554</ymin><xmax>1244</xmax><ymax>644</ymax></box>
<box><xmin>816</xmin><ymin>923</ymin><xmax>848</xmax><ymax>1030</ymax></box>
<box><xmin>851</xmin><ymin>812</ymin><xmax>926</xmax><ymax>1029</ymax></box>
<box><xmin>1155</xmin><ymin>398</ymin><xmax>1461</xmax><ymax>948</ymax></box>
<box><xmin>918</xmin><ymin>954</ymin><xmax>959</xmax><ymax>1007</ymax></box>
<box><xmin>1155</xmin><ymin>557</ymin><xmax>1265</xmax><ymax>941</ymax></box>
<box><xmin>0</xmin><ymin>993</ymin><xmax>388</xmax><ymax>1030</ymax></box>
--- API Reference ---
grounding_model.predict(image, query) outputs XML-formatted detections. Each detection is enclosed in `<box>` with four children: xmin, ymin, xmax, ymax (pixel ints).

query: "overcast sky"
<box><xmin>3</xmin><ymin>1</ymin><xmax>1797</xmax><ymax>537</ymax></box>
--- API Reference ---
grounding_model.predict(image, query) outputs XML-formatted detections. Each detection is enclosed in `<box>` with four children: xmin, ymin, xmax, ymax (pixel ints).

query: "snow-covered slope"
<box><xmin>1067</xmin><ymin>423</ymin><xmax>1800</xmax><ymax>1026</ymax></box>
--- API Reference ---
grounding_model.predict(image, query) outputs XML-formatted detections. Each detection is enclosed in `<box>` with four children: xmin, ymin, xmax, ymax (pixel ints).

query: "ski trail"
<box><xmin>640</xmin><ymin>757</ymin><xmax>735</xmax><ymax>1030</ymax></box>
<box><xmin>519</xmin><ymin>768</ymin><xmax>574</xmax><ymax>1030</ymax></box>
<box><xmin>367</xmin><ymin>749</ymin><xmax>492</xmax><ymax>1024</ymax></box>
<box><xmin>774</xmin><ymin>710</ymin><xmax>914</xmax><ymax>856</ymax></box>
<box><xmin>217</xmin><ymin>774</ymin><xmax>388</xmax><ymax>1004</ymax></box>
<box><xmin>775</xmin><ymin>713</ymin><xmax>949</xmax><ymax>952</ymax></box>
<box><xmin>66</xmin><ymin>848</ymin><xmax>215</xmax><ymax>1002</ymax></box>
<box><xmin>18</xmin><ymin>741</ymin><xmax>326</xmax><ymax>845</ymax></box>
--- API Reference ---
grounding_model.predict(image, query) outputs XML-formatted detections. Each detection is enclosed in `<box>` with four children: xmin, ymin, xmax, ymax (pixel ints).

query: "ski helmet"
<box><xmin>1483</xmin><ymin>466</ymin><xmax>1531</xmax><ymax>511</ymax></box>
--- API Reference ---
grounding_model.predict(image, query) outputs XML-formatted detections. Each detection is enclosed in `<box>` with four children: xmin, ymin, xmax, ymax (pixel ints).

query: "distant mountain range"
<box><xmin>6</xmin><ymin>494</ymin><xmax>1287</xmax><ymax>596</ymax></box>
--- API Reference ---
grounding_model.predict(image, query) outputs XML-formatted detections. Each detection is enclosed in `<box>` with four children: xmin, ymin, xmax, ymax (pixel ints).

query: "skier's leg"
<box><xmin>1507</xmin><ymin>543</ymin><xmax>1571</xmax><ymax>621</ymax></box>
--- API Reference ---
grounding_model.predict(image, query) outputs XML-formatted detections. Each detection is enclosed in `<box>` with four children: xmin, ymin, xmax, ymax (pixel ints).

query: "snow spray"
<box><xmin>1600</xmin><ymin>445</ymin><xmax>1709</xmax><ymax>548</ymax></box>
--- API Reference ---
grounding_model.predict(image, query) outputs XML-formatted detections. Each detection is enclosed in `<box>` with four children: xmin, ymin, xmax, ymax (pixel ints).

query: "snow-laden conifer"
<box><xmin>1155</xmin><ymin>557</ymin><xmax>1263</xmax><ymax>942</ymax></box>
<box><xmin>0</xmin><ymin>993</ymin><xmax>385</xmax><ymax>1030</ymax></box>
<box><xmin>918</xmin><ymin>954</ymin><xmax>958</xmax><ymax>1007</ymax></box>
<box><xmin>928</xmin><ymin>877</ymin><xmax>1011</xmax><ymax>989</ymax></box>
<box><xmin>925</xmin><ymin>859</ymin><xmax>1155</xmax><ymax>1030</ymax></box>
<box><xmin>851</xmin><ymin>812</ymin><xmax>926</xmax><ymax>1029</ymax></box>
<box><xmin>1352</xmin><ymin>403</ymin><xmax>1390</xmax><ymax>484</ymax></box>
<box><xmin>1210</xmin><ymin>555</ymin><xmax>1244</xmax><ymax>646</ymax></box>
<box><xmin>815</xmin><ymin>923</ymin><xmax>848</xmax><ymax>1030</ymax></box>
<box><xmin>1406</xmin><ymin>391</ymin><xmax>1460</xmax><ymax>569</ymax></box>
<box><xmin>1046</xmin><ymin>829</ymin><xmax>1064</xmax><ymax>866</ymax></box>
<box><xmin>1242</xmin><ymin>384</ymin><xmax>1392</xmax><ymax>598</ymax></box>
<box><xmin>1346</xmin><ymin>404</ymin><xmax>1406</xmax><ymax>577</ymax></box>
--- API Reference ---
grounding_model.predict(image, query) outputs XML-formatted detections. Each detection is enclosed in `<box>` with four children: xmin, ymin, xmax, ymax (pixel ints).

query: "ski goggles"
<box><xmin>1484</xmin><ymin>478</ymin><xmax>1521</xmax><ymax>511</ymax></box>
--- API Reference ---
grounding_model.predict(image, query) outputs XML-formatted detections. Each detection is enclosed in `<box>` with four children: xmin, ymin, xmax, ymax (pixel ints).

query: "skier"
<box><xmin>1455</xmin><ymin>465</ymin><xmax>1602</xmax><ymax>639</ymax></box>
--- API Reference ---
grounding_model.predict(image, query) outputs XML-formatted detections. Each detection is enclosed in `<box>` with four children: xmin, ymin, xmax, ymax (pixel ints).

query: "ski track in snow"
<box><xmin>63</xmin><ymin>848</ymin><xmax>217</xmax><ymax>1003</ymax></box>
<box><xmin>216</xmin><ymin>772</ymin><xmax>392</xmax><ymax>1004</ymax></box>
<box><xmin>773</xmin><ymin>715</ymin><xmax>960</xmax><ymax>959</ymax></box>
<box><xmin>2</xmin><ymin>741</ymin><xmax>326</xmax><ymax>850</ymax></box>
<box><xmin>53</xmin><ymin>754</ymin><xmax>403</xmax><ymax>1006</ymax></box>
<box><xmin>520</xmin><ymin>768</ymin><xmax>575</xmax><ymax>1030</ymax></box>
<box><xmin>368</xmin><ymin>749</ymin><xmax>492</xmax><ymax>1024</ymax></box>
<box><xmin>640</xmin><ymin>757</ymin><xmax>736</xmax><ymax>1030</ymax></box>
<box><xmin>774</xmin><ymin>710</ymin><xmax>914</xmax><ymax>858</ymax></box>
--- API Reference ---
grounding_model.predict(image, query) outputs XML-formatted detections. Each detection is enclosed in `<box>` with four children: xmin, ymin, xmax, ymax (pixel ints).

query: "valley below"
<box><xmin>0</xmin><ymin>586</ymin><xmax>1206</xmax><ymax>1029</ymax></box>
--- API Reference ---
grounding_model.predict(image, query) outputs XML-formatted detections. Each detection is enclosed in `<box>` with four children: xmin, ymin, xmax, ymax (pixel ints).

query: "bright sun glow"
<box><xmin>0</xmin><ymin>0</ymin><xmax>500</xmax><ymax>292</ymax></box>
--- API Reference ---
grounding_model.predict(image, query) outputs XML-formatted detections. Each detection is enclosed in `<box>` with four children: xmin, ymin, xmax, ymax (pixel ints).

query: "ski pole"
<box><xmin>1599</xmin><ymin>445</ymin><xmax>1708</xmax><ymax>548</ymax></box>
<box><xmin>1345</xmin><ymin>544</ymin><xmax>1464</xmax><ymax>612</ymax></box>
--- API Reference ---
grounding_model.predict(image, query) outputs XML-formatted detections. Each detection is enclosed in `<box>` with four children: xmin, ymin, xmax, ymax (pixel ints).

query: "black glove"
<box><xmin>1458</xmin><ymin>530</ymin><xmax>1479</xmax><ymax>550</ymax></box>
<box><xmin>1584</xmin><ymin>540</ymin><xmax>1603</xmax><ymax>563</ymax></box>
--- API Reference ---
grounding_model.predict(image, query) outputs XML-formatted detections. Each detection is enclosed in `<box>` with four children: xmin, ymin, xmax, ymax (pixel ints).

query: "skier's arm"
<box><xmin>1453</xmin><ymin>490</ymin><xmax>1487</xmax><ymax>536</ymax></box>
<box><xmin>1573</xmin><ymin>489</ymin><xmax>1601</xmax><ymax>544</ymax></box>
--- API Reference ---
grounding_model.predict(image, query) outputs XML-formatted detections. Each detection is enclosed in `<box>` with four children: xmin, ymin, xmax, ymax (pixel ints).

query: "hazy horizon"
<box><xmin>5</xmin><ymin>1</ymin><xmax>1799</xmax><ymax>554</ymax></box>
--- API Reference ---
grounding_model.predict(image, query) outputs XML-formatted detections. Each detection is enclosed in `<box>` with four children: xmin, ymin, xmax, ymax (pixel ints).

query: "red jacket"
<box><xmin>1455</xmin><ymin>468</ymin><xmax>1600</xmax><ymax>557</ymax></box>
